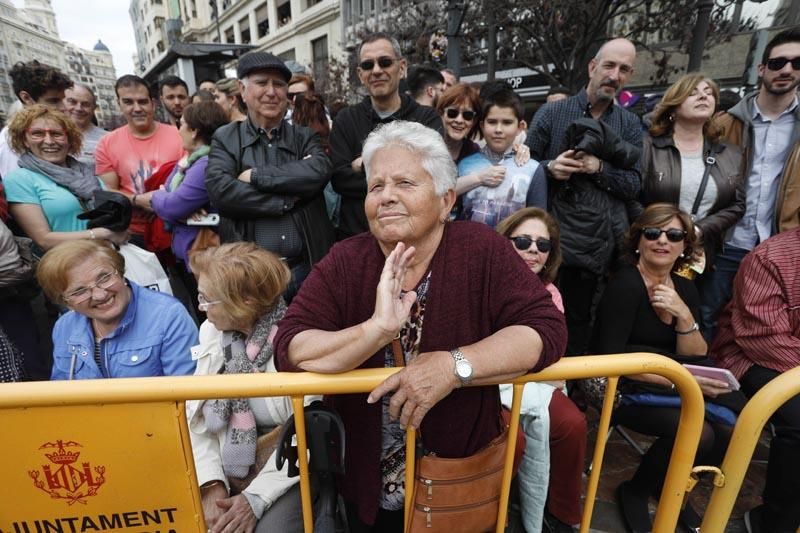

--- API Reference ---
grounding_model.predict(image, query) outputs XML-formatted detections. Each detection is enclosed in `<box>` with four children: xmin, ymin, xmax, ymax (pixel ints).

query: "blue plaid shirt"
<box><xmin>525</xmin><ymin>88</ymin><xmax>643</xmax><ymax>201</ymax></box>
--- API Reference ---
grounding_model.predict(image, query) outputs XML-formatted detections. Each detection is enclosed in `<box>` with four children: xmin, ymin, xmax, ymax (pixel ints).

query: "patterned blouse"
<box><xmin>378</xmin><ymin>272</ymin><xmax>431</xmax><ymax>511</ymax></box>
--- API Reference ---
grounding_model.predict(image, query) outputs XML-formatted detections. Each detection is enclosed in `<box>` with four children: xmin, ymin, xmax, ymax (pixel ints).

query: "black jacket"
<box><xmin>206</xmin><ymin>117</ymin><xmax>334</xmax><ymax>265</ymax></box>
<box><xmin>638</xmin><ymin>134</ymin><xmax>744</xmax><ymax>264</ymax></box>
<box><xmin>329</xmin><ymin>94</ymin><xmax>443</xmax><ymax>238</ymax></box>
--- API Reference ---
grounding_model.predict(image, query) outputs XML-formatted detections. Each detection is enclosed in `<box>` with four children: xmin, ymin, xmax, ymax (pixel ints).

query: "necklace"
<box><xmin>636</xmin><ymin>263</ymin><xmax>671</xmax><ymax>291</ymax></box>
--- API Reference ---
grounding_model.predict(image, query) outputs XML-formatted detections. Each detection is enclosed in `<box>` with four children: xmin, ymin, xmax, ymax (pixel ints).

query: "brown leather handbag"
<box><xmin>392</xmin><ymin>340</ymin><xmax>524</xmax><ymax>532</ymax></box>
<box><xmin>406</xmin><ymin>425</ymin><xmax>517</xmax><ymax>532</ymax></box>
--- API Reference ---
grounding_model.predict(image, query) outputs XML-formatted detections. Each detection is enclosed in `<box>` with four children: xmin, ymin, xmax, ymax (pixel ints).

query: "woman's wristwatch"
<box><xmin>675</xmin><ymin>322</ymin><xmax>699</xmax><ymax>335</ymax></box>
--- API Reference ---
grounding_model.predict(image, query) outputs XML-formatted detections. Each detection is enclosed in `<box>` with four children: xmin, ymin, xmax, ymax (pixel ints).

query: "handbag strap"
<box><xmin>392</xmin><ymin>337</ymin><xmax>404</xmax><ymax>368</ymax></box>
<box><xmin>690</xmin><ymin>146</ymin><xmax>719</xmax><ymax>217</ymax></box>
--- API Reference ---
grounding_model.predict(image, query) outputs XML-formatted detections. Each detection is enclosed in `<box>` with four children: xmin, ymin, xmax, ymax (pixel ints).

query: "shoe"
<box><xmin>542</xmin><ymin>508</ymin><xmax>576</xmax><ymax>533</ymax></box>
<box><xmin>743</xmin><ymin>505</ymin><xmax>764</xmax><ymax>533</ymax></box>
<box><xmin>616</xmin><ymin>481</ymin><xmax>653</xmax><ymax>533</ymax></box>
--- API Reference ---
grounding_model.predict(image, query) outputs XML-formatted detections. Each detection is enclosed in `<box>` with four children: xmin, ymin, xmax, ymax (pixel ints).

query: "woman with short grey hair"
<box><xmin>275</xmin><ymin>120</ymin><xmax>567</xmax><ymax>530</ymax></box>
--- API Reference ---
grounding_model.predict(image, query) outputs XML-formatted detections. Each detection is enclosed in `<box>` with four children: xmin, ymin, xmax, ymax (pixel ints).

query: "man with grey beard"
<box><xmin>526</xmin><ymin>38</ymin><xmax>642</xmax><ymax>357</ymax></box>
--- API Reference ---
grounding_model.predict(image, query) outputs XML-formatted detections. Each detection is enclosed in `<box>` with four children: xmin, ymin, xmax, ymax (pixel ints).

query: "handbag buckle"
<box><xmin>705</xmin><ymin>155</ymin><xmax>716</xmax><ymax>165</ymax></box>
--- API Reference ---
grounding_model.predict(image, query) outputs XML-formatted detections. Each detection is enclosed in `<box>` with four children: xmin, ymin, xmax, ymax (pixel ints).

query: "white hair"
<box><xmin>362</xmin><ymin>121</ymin><xmax>456</xmax><ymax>196</ymax></box>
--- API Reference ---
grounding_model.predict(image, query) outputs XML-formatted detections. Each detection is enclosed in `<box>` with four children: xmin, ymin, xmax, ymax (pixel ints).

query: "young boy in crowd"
<box><xmin>458</xmin><ymin>85</ymin><xmax>545</xmax><ymax>228</ymax></box>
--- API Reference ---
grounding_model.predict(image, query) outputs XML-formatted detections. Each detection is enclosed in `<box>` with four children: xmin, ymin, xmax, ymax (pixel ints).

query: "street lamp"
<box><xmin>209</xmin><ymin>0</ymin><xmax>222</xmax><ymax>43</ymax></box>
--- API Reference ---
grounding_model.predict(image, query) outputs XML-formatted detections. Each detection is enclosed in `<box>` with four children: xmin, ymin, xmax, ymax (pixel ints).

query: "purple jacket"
<box><xmin>151</xmin><ymin>155</ymin><xmax>211</xmax><ymax>267</ymax></box>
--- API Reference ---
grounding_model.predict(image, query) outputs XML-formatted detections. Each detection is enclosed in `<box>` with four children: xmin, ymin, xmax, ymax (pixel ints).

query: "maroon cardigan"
<box><xmin>274</xmin><ymin>221</ymin><xmax>567</xmax><ymax>524</ymax></box>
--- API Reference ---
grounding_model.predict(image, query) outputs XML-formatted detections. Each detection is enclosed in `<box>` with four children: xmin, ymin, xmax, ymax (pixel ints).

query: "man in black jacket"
<box><xmin>330</xmin><ymin>32</ymin><xmax>443</xmax><ymax>239</ymax></box>
<box><xmin>526</xmin><ymin>38</ymin><xmax>643</xmax><ymax>356</ymax></box>
<box><xmin>206</xmin><ymin>51</ymin><xmax>333</xmax><ymax>301</ymax></box>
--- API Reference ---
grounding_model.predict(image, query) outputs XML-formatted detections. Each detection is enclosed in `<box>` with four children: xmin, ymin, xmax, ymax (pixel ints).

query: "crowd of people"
<box><xmin>0</xmin><ymin>24</ymin><xmax>798</xmax><ymax>533</ymax></box>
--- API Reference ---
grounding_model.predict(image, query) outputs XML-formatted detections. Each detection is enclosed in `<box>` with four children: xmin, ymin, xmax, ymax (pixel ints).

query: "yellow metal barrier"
<box><xmin>0</xmin><ymin>353</ymin><xmax>705</xmax><ymax>533</ymax></box>
<box><xmin>701</xmin><ymin>365</ymin><xmax>800</xmax><ymax>532</ymax></box>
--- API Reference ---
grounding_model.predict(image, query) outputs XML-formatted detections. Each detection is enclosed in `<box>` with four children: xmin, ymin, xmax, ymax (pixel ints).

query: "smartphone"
<box><xmin>683</xmin><ymin>364</ymin><xmax>740</xmax><ymax>391</ymax></box>
<box><xmin>186</xmin><ymin>213</ymin><xmax>220</xmax><ymax>226</ymax></box>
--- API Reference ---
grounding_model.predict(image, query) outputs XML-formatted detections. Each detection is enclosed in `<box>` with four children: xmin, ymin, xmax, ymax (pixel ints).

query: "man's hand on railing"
<box><xmin>367</xmin><ymin>350</ymin><xmax>457</xmax><ymax>429</ymax></box>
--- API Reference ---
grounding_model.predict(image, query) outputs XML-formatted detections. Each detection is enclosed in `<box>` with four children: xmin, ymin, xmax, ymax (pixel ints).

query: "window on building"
<box><xmin>152</xmin><ymin>0</ymin><xmax>162</xmax><ymax>4</ymax></box>
<box><xmin>278</xmin><ymin>49</ymin><xmax>295</xmax><ymax>62</ymax></box>
<box><xmin>222</xmin><ymin>0</ymin><xmax>231</xmax><ymax>10</ymax></box>
<box><xmin>225</xmin><ymin>26</ymin><xmax>235</xmax><ymax>44</ymax></box>
<box><xmin>154</xmin><ymin>16</ymin><xmax>164</xmax><ymax>29</ymax></box>
<box><xmin>256</xmin><ymin>3</ymin><xmax>269</xmax><ymax>38</ymax></box>
<box><xmin>239</xmin><ymin>16</ymin><xmax>250</xmax><ymax>44</ymax></box>
<box><xmin>306</xmin><ymin>0</ymin><xmax>322</xmax><ymax>8</ymax></box>
<box><xmin>277</xmin><ymin>1</ymin><xmax>292</xmax><ymax>27</ymax></box>
<box><xmin>312</xmin><ymin>35</ymin><xmax>328</xmax><ymax>77</ymax></box>
<box><xmin>157</xmin><ymin>40</ymin><xmax>165</xmax><ymax>53</ymax></box>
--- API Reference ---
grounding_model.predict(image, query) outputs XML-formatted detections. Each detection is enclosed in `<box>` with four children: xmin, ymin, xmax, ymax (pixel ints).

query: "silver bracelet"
<box><xmin>675</xmin><ymin>322</ymin><xmax>699</xmax><ymax>335</ymax></box>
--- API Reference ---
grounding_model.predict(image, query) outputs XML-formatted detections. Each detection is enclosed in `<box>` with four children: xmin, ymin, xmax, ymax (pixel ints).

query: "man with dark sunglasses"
<box><xmin>329</xmin><ymin>32</ymin><xmax>443</xmax><ymax>239</ymax></box>
<box><xmin>704</xmin><ymin>27</ymin><xmax>800</xmax><ymax>341</ymax></box>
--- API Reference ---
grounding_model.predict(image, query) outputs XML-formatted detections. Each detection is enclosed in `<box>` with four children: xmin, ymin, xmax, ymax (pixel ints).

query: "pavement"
<box><xmin>507</xmin><ymin>405</ymin><xmax>769</xmax><ymax>532</ymax></box>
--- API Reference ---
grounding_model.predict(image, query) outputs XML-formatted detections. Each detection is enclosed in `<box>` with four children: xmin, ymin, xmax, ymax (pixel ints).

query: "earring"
<box><xmin>635</xmin><ymin>249</ymin><xmax>640</xmax><ymax>254</ymax></box>
<box><xmin>679</xmin><ymin>252</ymin><xmax>686</xmax><ymax>258</ymax></box>
<box><xmin>669</xmin><ymin>114</ymin><xmax>675</xmax><ymax>122</ymax></box>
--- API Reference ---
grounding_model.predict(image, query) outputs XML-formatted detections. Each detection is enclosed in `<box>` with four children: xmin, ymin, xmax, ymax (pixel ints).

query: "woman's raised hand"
<box><xmin>371</xmin><ymin>242</ymin><xmax>418</xmax><ymax>340</ymax></box>
<box><xmin>650</xmin><ymin>283</ymin><xmax>692</xmax><ymax>321</ymax></box>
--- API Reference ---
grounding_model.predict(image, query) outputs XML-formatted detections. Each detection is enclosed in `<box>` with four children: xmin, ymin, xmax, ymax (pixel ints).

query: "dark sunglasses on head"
<box><xmin>766</xmin><ymin>56</ymin><xmax>800</xmax><ymax>71</ymax></box>
<box><xmin>358</xmin><ymin>57</ymin><xmax>397</xmax><ymax>71</ymax></box>
<box><xmin>510</xmin><ymin>236</ymin><xmax>552</xmax><ymax>253</ymax></box>
<box><xmin>288</xmin><ymin>92</ymin><xmax>304</xmax><ymax>102</ymax></box>
<box><xmin>641</xmin><ymin>227</ymin><xmax>687</xmax><ymax>242</ymax></box>
<box><xmin>445</xmin><ymin>108</ymin><xmax>477</xmax><ymax>121</ymax></box>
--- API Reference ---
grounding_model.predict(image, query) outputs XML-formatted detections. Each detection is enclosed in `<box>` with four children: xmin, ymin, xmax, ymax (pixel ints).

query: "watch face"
<box><xmin>455</xmin><ymin>359</ymin><xmax>472</xmax><ymax>379</ymax></box>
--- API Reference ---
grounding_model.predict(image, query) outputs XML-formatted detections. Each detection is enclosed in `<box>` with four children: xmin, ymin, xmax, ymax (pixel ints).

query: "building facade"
<box><xmin>131</xmin><ymin>0</ymin><xmax>343</xmax><ymax>80</ymax></box>
<box><xmin>0</xmin><ymin>0</ymin><xmax>119</xmax><ymax>127</ymax></box>
<box><xmin>0</xmin><ymin>0</ymin><xmax>66</xmax><ymax>115</ymax></box>
<box><xmin>130</xmin><ymin>0</ymin><xmax>170</xmax><ymax>74</ymax></box>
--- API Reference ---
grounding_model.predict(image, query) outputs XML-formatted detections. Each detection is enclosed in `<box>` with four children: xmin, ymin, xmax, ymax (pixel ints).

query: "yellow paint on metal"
<box><xmin>0</xmin><ymin>353</ymin><xmax>707</xmax><ymax>533</ymax></box>
<box><xmin>702</xmin><ymin>366</ymin><xmax>800</xmax><ymax>532</ymax></box>
<box><xmin>0</xmin><ymin>402</ymin><xmax>204</xmax><ymax>531</ymax></box>
<box><xmin>581</xmin><ymin>375</ymin><xmax>620</xmax><ymax>533</ymax></box>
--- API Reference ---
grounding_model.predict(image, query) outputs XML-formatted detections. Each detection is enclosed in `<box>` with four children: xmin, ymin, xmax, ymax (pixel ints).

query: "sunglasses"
<box><xmin>510</xmin><ymin>236</ymin><xmax>552</xmax><ymax>253</ymax></box>
<box><xmin>766</xmin><ymin>56</ymin><xmax>800</xmax><ymax>71</ymax></box>
<box><xmin>445</xmin><ymin>108</ymin><xmax>477</xmax><ymax>121</ymax></box>
<box><xmin>358</xmin><ymin>57</ymin><xmax>398</xmax><ymax>71</ymax></box>
<box><xmin>288</xmin><ymin>91</ymin><xmax>305</xmax><ymax>102</ymax></box>
<box><xmin>641</xmin><ymin>227</ymin><xmax>687</xmax><ymax>243</ymax></box>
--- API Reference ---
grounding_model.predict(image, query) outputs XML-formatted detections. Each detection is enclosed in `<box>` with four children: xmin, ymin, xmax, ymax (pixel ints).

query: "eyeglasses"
<box><xmin>27</xmin><ymin>128</ymin><xmax>67</xmax><ymax>141</ymax></box>
<box><xmin>766</xmin><ymin>56</ymin><xmax>800</xmax><ymax>71</ymax></box>
<box><xmin>197</xmin><ymin>293</ymin><xmax>222</xmax><ymax>312</ymax></box>
<box><xmin>358</xmin><ymin>57</ymin><xmax>398</xmax><ymax>71</ymax></box>
<box><xmin>510</xmin><ymin>236</ymin><xmax>552</xmax><ymax>253</ymax></box>
<box><xmin>641</xmin><ymin>227</ymin><xmax>687</xmax><ymax>243</ymax></box>
<box><xmin>444</xmin><ymin>108</ymin><xmax>477</xmax><ymax>121</ymax></box>
<box><xmin>63</xmin><ymin>270</ymin><xmax>120</xmax><ymax>304</ymax></box>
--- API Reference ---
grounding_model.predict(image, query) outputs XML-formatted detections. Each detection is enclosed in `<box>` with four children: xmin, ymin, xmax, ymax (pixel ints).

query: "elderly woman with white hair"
<box><xmin>274</xmin><ymin>120</ymin><xmax>567</xmax><ymax>531</ymax></box>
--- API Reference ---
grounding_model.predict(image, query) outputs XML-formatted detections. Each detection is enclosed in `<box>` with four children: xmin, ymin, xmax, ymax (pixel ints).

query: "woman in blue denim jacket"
<box><xmin>37</xmin><ymin>239</ymin><xmax>198</xmax><ymax>380</ymax></box>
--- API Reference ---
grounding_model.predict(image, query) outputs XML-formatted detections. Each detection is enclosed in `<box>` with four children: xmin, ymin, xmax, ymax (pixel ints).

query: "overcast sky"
<box><xmin>12</xmin><ymin>0</ymin><xmax>782</xmax><ymax>82</ymax></box>
<box><xmin>13</xmin><ymin>0</ymin><xmax>137</xmax><ymax>77</ymax></box>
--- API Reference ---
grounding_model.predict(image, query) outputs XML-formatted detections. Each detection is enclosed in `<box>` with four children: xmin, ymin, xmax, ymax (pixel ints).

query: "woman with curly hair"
<box><xmin>3</xmin><ymin>105</ymin><xmax>127</xmax><ymax>250</ymax></box>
